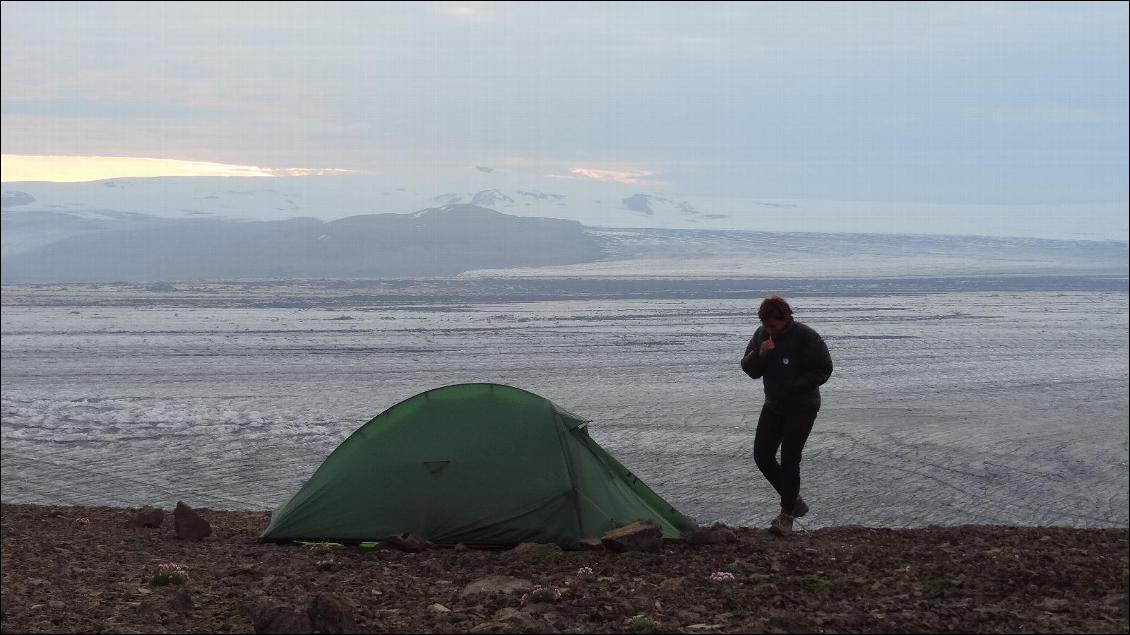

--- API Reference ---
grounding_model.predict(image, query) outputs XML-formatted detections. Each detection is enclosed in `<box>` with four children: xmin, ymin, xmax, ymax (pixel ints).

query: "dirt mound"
<box><xmin>1</xmin><ymin>504</ymin><xmax>1126</xmax><ymax>633</ymax></box>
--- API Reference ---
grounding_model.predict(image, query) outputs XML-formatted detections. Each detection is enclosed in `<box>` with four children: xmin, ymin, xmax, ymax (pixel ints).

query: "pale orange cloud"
<box><xmin>548</xmin><ymin>167</ymin><xmax>663</xmax><ymax>186</ymax></box>
<box><xmin>263</xmin><ymin>167</ymin><xmax>360</xmax><ymax>177</ymax></box>
<box><xmin>0</xmin><ymin>155</ymin><xmax>360</xmax><ymax>183</ymax></box>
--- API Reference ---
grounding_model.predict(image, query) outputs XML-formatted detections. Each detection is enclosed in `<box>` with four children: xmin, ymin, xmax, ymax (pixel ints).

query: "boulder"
<box><xmin>384</xmin><ymin>532</ymin><xmax>431</xmax><ymax>553</ymax></box>
<box><xmin>129</xmin><ymin>506</ymin><xmax>165</xmax><ymax>529</ymax></box>
<box><xmin>252</xmin><ymin>601</ymin><xmax>311</xmax><ymax>634</ymax></box>
<box><xmin>307</xmin><ymin>593</ymin><xmax>356</xmax><ymax>633</ymax></box>
<box><xmin>173</xmin><ymin>501</ymin><xmax>212</xmax><ymax>540</ymax></box>
<box><xmin>601</xmin><ymin>521</ymin><xmax>662</xmax><ymax>553</ymax></box>
<box><xmin>460</xmin><ymin>575</ymin><xmax>534</xmax><ymax>598</ymax></box>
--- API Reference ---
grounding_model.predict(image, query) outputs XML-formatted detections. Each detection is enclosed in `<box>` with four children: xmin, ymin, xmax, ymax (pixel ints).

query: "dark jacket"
<box><xmin>741</xmin><ymin>320</ymin><xmax>833</xmax><ymax>409</ymax></box>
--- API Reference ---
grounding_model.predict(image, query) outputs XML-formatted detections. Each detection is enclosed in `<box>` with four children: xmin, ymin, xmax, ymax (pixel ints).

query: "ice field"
<box><xmin>2</xmin><ymin>278</ymin><xmax>1127</xmax><ymax>529</ymax></box>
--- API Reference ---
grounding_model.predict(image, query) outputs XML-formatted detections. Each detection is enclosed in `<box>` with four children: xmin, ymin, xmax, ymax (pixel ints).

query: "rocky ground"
<box><xmin>1</xmin><ymin>503</ymin><xmax>1127</xmax><ymax>634</ymax></box>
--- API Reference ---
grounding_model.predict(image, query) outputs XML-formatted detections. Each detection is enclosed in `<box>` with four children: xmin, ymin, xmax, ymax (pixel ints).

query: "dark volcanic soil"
<box><xmin>1</xmin><ymin>504</ymin><xmax>1127</xmax><ymax>634</ymax></box>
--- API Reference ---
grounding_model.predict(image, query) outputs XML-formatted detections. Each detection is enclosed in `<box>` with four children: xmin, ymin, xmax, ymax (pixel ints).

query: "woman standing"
<box><xmin>741</xmin><ymin>296</ymin><xmax>833</xmax><ymax>536</ymax></box>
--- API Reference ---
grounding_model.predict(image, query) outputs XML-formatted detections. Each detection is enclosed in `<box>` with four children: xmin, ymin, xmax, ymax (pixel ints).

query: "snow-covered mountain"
<box><xmin>0</xmin><ymin>172</ymin><xmax>701</xmax><ymax>227</ymax></box>
<box><xmin>3</xmin><ymin>203</ymin><xmax>1125</xmax><ymax>282</ymax></box>
<box><xmin>3</xmin><ymin>168</ymin><xmax>1126</xmax><ymax>242</ymax></box>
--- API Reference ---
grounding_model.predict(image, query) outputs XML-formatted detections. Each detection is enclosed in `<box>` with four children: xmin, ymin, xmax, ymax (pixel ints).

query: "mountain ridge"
<box><xmin>2</xmin><ymin>204</ymin><xmax>1126</xmax><ymax>282</ymax></box>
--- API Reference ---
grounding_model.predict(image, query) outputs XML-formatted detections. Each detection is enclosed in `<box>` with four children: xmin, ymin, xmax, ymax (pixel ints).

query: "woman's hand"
<box><xmin>759</xmin><ymin>337</ymin><xmax>776</xmax><ymax>357</ymax></box>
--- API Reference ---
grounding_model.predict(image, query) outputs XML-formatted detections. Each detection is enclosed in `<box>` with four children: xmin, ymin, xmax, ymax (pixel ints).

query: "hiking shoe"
<box><xmin>791</xmin><ymin>497</ymin><xmax>809</xmax><ymax>518</ymax></box>
<box><xmin>768</xmin><ymin>512</ymin><xmax>794</xmax><ymax>536</ymax></box>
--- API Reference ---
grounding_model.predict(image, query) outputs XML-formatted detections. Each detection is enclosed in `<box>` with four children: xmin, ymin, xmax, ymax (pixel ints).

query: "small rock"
<box><xmin>307</xmin><ymin>593</ymin><xmax>355</xmax><ymax>633</ymax></box>
<box><xmin>492</xmin><ymin>608</ymin><xmax>521</xmax><ymax>621</ymax></box>
<box><xmin>460</xmin><ymin>575</ymin><xmax>534</xmax><ymax>598</ymax></box>
<box><xmin>418</xmin><ymin>558</ymin><xmax>445</xmax><ymax>575</ymax></box>
<box><xmin>429</xmin><ymin>603</ymin><xmax>451</xmax><ymax>613</ymax></box>
<box><xmin>453</xmin><ymin>543</ymin><xmax>469</xmax><ymax>552</ymax></box>
<box><xmin>173</xmin><ymin>501</ymin><xmax>212</xmax><ymax>540</ymax></box>
<box><xmin>577</xmin><ymin>538</ymin><xmax>605</xmax><ymax>551</ymax></box>
<box><xmin>674</xmin><ymin>610</ymin><xmax>703</xmax><ymax>623</ymax></box>
<box><xmin>1104</xmin><ymin>593</ymin><xmax>1127</xmax><ymax>608</ymax></box>
<box><xmin>493</xmin><ymin>607</ymin><xmax>540</xmax><ymax>628</ymax></box>
<box><xmin>139</xmin><ymin>587</ymin><xmax>193</xmax><ymax>615</ymax></box>
<box><xmin>688</xmin><ymin>526</ymin><xmax>736</xmax><ymax>545</ymax></box>
<box><xmin>166</xmin><ymin>588</ymin><xmax>194</xmax><ymax>612</ymax></box>
<box><xmin>384</xmin><ymin>532</ymin><xmax>431</xmax><ymax>553</ymax></box>
<box><xmin>226</xmin><ymin>564</ymin><xmax>262</xmax><ymax>578</ymax></box>
<box><xmin>1036</xmin><ymin>598</ymin><xmax>1071</xmax><ymax>613</ymax></box>
<box><xmin>509</xmin><ymin>542</ymin><xmax>562</xmax><ymax>557</ymax></box>
<box><xmin>252</xmin><ymin>601</ymin><xmax>311</xmax><ymax>634</ymax></box>
<box><xmin>601</xmin><ymin>520</ymin><xmax>662</xmax><ymax>553</ymax></box>
<box><xmin>753</xmin><ymin>582</ymin><xmax>779</xmax><ymax>595</ymax></box>
<box><xmin>129</xmin><ymin>506</ymin><xmax>165</xmax><ymax>529</ymax></box>
<box><xmin>523</xmin><ymin>602</ymin><xmax>555</xmax><ymax>615</ymax></box>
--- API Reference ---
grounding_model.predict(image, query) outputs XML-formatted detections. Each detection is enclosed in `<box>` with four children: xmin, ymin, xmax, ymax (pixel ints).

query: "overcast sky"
<box><xmin>2</xmin><ymin>1</ymin><xmax>1127</xmax><ymax>205</ymax></box>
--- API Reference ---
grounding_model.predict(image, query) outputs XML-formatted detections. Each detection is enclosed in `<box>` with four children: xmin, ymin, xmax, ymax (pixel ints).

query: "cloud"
<box><xmin>438</xmin><ymin>2</ymin><xmax>496</xmax><ymax>24</ymax></box>
<box><xmin>548</xmin><ymin>167</ymin><xmax>664</xmax><ymax>186</ymax></box>
<box><xmin>965</xmin><ymin>106</ymin><xmax>1113</xmax><ymax>125</ymax></box>
<box><xmin>263</xmin><ymin>167</ymin><xmax>362</xmax><ymax>177</ymax></box>
<box><xmin>0</xmin><ymin>155</ymin><xmax>360</xmax><ymax>182</ymax></box>
<box><xmin>0</xmin><ymin>98</ymin><xmax>215</xmax><ymax>120</ymax></box>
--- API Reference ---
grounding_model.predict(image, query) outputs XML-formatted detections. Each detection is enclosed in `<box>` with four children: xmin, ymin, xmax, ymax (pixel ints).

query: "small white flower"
<box><xmin>156</xmin><ymin>562</ymin><xmax>188</xmax><ymax>576</ymax></box>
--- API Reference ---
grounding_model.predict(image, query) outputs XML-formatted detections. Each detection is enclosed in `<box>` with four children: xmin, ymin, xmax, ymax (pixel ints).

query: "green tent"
<box><xmin>261</xmin><ymin>383</ymin><xmax>695</xmax><ymax>547</ymax></box>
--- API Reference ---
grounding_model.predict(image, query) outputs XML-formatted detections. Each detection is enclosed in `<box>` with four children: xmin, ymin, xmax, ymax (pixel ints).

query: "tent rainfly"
<box><xmin>260</xmin><ymin>383</ymin><xmax>695</xmax><ymax>547</ymax></box>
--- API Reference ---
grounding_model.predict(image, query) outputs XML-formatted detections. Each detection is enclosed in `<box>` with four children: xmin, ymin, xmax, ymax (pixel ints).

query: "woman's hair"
<box><xmin>758</xmin><ymin>295</ymin><xmax>793</xmax><ymax>322</ymax></box>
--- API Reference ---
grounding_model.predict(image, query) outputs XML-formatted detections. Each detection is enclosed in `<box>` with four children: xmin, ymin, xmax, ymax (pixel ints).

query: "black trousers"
<box><xmin>753</xmin><ymin>401</ymin><xmax>818</xmax><ymax>513</ymax></box>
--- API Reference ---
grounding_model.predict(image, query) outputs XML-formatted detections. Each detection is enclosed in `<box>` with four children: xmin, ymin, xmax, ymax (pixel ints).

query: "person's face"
<box><xmin>762</xmin><ymin>317</ymin><xmax>789</xmax><ymax>335</ymax></box>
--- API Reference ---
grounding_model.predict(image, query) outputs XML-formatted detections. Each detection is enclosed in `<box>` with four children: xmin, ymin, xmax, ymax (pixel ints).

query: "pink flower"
<box><xmin>157</xmin><ymin>562</ymin><xmax>188</xmax><ymax>576</ymax></box>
